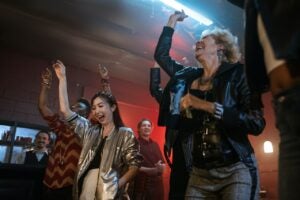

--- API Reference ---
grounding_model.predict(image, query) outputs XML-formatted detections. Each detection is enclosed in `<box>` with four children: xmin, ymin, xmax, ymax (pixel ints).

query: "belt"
<box><xmin>194</xmin><ymin>151</ymin><xmax>240</xmax><ymax>170</ymax></box>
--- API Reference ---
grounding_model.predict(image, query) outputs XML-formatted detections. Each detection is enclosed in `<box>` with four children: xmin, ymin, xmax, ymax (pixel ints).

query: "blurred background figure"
<box><xmin>38</xmin><ymin>67</ymin><xmax>90</xmax><ymax>200</ymax></box>
<box><xmin>228</xmin><ymin>1</ymin><xmax>300</xmax><ymax>199</ymax></box>
<box><xmin>132</xmin><ymin>118</ymin><xmax>166</xmax><ymax>200</ymax></box>
<box><xmin>16</xmin><ymin>130</ymin><xmax>50</xmax><ymax>166</ymax></box>
<box><xmin>153</xmin><ymin>11</ymin><xmax>193</xmax><ymax>200</ymax></box>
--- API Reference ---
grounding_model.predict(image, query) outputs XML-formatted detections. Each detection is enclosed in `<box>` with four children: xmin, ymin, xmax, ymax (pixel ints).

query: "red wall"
<box><xmin>117</xmin><ymin>102</ymin><xmax>170</xmax><ymax>200</ymax></box>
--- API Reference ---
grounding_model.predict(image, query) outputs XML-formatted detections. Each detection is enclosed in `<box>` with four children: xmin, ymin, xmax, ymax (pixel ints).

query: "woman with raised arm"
<box><xmin>154</xmin><ymin>10</ymin><xmax>266</xmax><ymax>200</ymax></box>
<box><xmin>52</xmin><ymin>60</ymin><xmax>143</xmax><ymax>200</ymax></box>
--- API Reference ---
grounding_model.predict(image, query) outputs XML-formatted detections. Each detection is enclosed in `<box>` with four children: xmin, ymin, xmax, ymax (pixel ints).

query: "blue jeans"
<box><xmin>185</xmin><ymin>161</ymin><xmax>259</xmax><ymax>200</ymax></box>
<box><xmin>274</xmin><ymin>85</ymin><xmax>300</xmax><ymax>200</ymax></box>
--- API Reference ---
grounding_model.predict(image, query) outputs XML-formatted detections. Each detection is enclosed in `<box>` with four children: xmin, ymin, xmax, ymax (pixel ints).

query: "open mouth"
<box><xmin>95</xmin><ymin>114</ymin><xmax>105</xmax><ymax>121</ymax></box>
<box><xmin>196</xmin><ymin>46</ymin><xmax>204</xmax><ymax>51</ymax></box>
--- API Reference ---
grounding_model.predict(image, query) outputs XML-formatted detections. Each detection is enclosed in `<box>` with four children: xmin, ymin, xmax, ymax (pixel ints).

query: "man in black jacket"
<box><xmin>151</xmin><ymin>11</ymin><xmax>195</xmax><ymax>200</ymax></box>
<box><xmin>228</xmin><ymin>1</ymin><xmax>300</xmax><ymax>199</ymax></box>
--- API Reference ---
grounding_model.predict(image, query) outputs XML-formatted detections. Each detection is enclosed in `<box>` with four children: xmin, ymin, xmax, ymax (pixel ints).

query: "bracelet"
<box><xmin>41</xmin><ymin>81</ymin><xmax>51</xmax><ymax>89</ymax></box>
<box><xmin>213</xmin><ymin>102</ymin><xmax>224</xmax><ymax>119</ymax></box>
<box><xmin>101</xmin><ymin>79</ymin><xmax>109</xmax><ymax>83</ymax></box>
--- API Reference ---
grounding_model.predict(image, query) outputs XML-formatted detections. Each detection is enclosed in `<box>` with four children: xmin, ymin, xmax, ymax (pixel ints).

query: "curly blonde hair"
<box><xmin>201</xmin><ymin>27</ymin><xmax>241</xmax><ymax>63</ymax></box>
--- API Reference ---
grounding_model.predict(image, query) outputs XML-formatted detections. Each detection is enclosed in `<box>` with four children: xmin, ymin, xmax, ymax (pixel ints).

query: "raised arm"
<box><xmin>52</xmin><ymin>60</ymin><xmax>74</xmax><ymax>119</ymax></box>
<box><xmin>39</xmin><ymin>68</ymin><xmax>54</xmax><ymax>117</ymax></box>
<box><xmin>154</xmin><ymin>11</ymin><xmax>188</xmax><ymax>77</ymax></box>
<box><xmin>97</xmin><ymin>64</ymin><xmax>112</xmax><ymax>94</ymax></box>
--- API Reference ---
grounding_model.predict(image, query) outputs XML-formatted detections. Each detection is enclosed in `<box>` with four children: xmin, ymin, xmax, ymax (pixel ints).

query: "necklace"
<box><xmin>199</xmin><ymin>76</ymin><xmax>213</xmax><ymax>85</ymax></box>
<box><xmin>198</xmin><ymin>77</ymin><xmax>213</xmax><ymax>91</ymax></box>
<box><xmin>59</xmin><ymin>141</ymin><xmax>66</xmax><ymax>166</ymax></box>
<box><xmin>198</xmin><ymin>76</ymin><xmax>214</xmax><ymax>85</ymax></box>
<box><xmin>59</xmin><ymin>145</ymin><xmax>66</xmax><ymax>166</ymax></box>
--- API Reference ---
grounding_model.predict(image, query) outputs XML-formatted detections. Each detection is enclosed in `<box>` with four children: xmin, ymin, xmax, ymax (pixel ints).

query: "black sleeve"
<box><xmin>150</xmin><ymin>68</ymin><xmax>163</xmax><ymax>103</ymax></box>
<box><xmin>154</xmin><ymin>26</ymin><xmax>185</xmax><ymax>77</ymax></box>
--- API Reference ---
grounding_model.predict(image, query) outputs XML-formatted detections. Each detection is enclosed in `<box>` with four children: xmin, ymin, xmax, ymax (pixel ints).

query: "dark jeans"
<box><xmin>274</xmin><ymin>85</ymin><xmax>300</xmax><ymax>200</ymax></box>
<box><xmin>133</xmin><ymin>176</ymin><xmax>164</xmax><ymax>200</ymax></box>
<box><xmin>169</xmin><ymin>137</ymin><xmax>190</xmax><ymax>200</ymax></box>
<box><xmin>42</xmin><ymin>185</ymin><xmax>73</xmax><ymax>200</ymax></box>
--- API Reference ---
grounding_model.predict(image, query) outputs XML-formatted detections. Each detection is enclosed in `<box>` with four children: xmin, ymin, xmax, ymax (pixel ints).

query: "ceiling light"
<box><xmin>159</xmin><ymin>0</ymin><xmax>213</xmax><ymax>26</ymax></box>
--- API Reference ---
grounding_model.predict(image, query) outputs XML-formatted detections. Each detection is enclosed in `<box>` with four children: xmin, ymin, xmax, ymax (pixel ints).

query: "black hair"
<box><xmin>77</xmin><ymin>98</ymin><xmax>91</xmax><ymax>115</ymax></box>
<box><xmin>91</xmin><ymin>91</ymin><xmax>124</xmax><ymax>128</ymax></box>
<box><xmin>35</xmin><ymin>130</ymin><xmax>50</xmax><ymax>140</ymax></box>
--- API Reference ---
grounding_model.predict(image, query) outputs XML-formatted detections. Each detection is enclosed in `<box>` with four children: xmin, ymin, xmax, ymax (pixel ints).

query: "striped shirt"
<box><xmin>43</xmin><ymin>114</ymin><xmax>82</xmax><ymax>189</ymax></box>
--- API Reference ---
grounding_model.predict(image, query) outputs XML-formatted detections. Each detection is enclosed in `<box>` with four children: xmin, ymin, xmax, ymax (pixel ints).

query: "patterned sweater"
<box><xmin>43</xmin><ymin>114</ymin><xmax>82</xmax><ymax>189</ymax></box>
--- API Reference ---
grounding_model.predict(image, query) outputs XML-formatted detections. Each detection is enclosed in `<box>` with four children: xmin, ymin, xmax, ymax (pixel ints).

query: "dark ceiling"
<box><xmin>0</xmin><ymin>0</ymin><xmax>243</xmax><ymax>87</ymax></box>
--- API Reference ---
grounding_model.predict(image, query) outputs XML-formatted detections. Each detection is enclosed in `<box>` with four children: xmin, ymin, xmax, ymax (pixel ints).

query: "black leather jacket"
<box><xmin>154</xmin><ymin>26</ymin><xmax>266</xmax><ymax>163</ymax></box>
<box><xmin>150</xmin><ymin>67</ymin><xmax>163</xmax><ymax>104</ymax></box>
<box><xmin>229</xmin><ymin>0</ymin><xmax>300</xmax><ymax>93</ymax></box>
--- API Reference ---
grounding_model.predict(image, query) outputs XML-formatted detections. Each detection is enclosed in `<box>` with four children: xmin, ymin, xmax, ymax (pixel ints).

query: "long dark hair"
<box><xmin>91</xmin><ymin>91</ymin><xmax>125</xmax><ymax>128</ymax></box>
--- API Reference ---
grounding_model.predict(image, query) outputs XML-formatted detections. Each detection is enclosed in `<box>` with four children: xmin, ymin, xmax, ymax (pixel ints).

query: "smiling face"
<box><xmin>71</xmin><ymin>102</ymin><xmax>88</xmax><ymax>117</ymax></box>
<box><xmin>35</xmin><ymin>132</ymin><xmax>50</xmax><ymax>150</ymax></box>
<box><xmin>195</xmin><ymin>35</ymin><xmax>221</xmax><ymax>65</ymax></box>
<box><xmin>91</xmin><ymin>96</ymin><xmax>115</xmax><ymax>126</ymax></box>
<box><xmin>138</xmin><ymin>120</ymin><xmax>153</xmax><ymax>140</ymax></box>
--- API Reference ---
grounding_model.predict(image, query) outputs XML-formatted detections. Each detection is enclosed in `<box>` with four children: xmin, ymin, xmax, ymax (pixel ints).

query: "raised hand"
<box><xmin>41</xmin><ymin>68</ymin><xmax>52</xmax><ymax>88</ymax></box>
<box><xmin>97</xmin><ymin>64</ymin><xmax>111</xmax><ymax>94</ymax></box>
<box><xmin>52</xmin><ymin>60</ymin><xmax>66</xmax><ymax>79</ymax></box>
<box><xmin>167</xmin><ymin>10</ymin><xmax>188</xmax><ymax>28</ymax></box>
<box><xmin>180</xmin><ymin>92</ymin><xmax>192</xmax><ymax>111</ymax></box>
<box><xmin>173</xmin><ymin>10</ymin><xmax>188</xmax><ymax>22</ymax></box>
<box><xmin>97</xmin><ymin>64</ymin><xmax>109</xmax><ymax>80</ymax></box>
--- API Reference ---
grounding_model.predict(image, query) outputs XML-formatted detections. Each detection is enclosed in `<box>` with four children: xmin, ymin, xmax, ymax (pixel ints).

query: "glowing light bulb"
<box><xmin>264</xmin><ymin>141</ymin><xmax>273</xmax><ymax>153</ymax></box>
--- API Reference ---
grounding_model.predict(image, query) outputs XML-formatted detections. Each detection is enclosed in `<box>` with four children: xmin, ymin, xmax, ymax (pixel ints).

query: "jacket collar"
<box><xmin>215</xmin><ymin>62</ymin><xmax>240</xmax><ymax>77</ymax></box>
<box><xmin>32</xmin><ymin>149</ymin><xmax>48</xmax><ymax>155</ymax></box>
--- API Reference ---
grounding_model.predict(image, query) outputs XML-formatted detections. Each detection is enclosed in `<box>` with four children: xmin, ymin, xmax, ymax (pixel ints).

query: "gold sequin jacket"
<box><xmin>68</xmin><ymin>114</ymin><xmax>143</xmax><ymax>200</ymax></box>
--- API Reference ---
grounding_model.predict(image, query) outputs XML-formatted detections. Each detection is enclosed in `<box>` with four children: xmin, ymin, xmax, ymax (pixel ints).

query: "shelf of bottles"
<box><xmin>0</xmin><ymin>121</ymin><xmax>47</xmax><ymax>164</ymax></box>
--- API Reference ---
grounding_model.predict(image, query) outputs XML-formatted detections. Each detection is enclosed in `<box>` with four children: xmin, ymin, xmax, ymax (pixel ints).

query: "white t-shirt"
<box><xmin>257</xmin><ymin>14</ymin><xmax>285</xmax><ymax>74</ymax></box>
